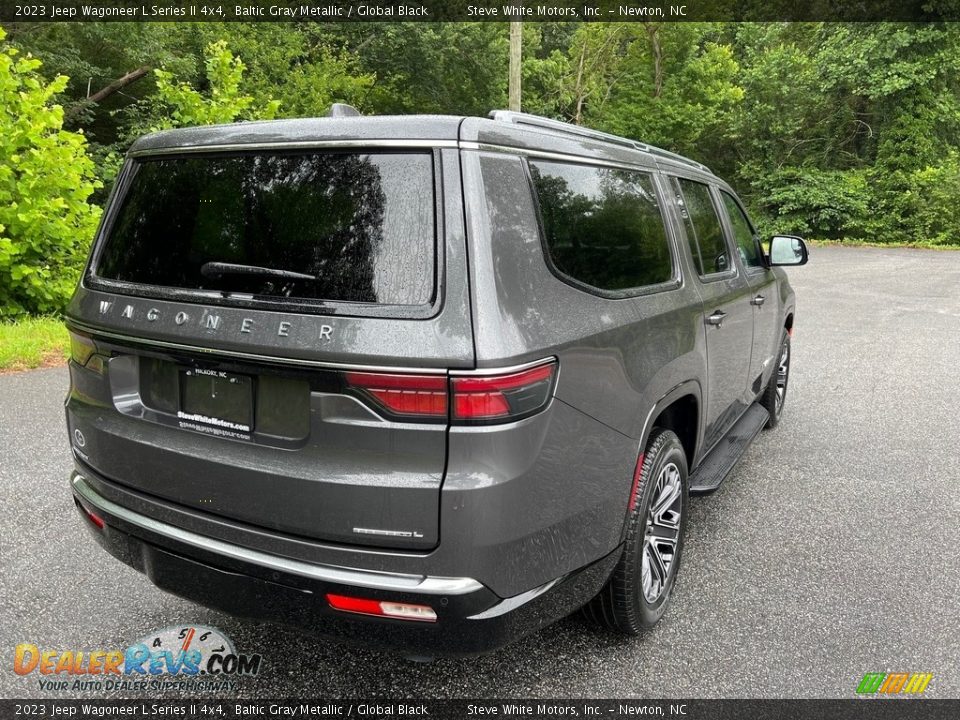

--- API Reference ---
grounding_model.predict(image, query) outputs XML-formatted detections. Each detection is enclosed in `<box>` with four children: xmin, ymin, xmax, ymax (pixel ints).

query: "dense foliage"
<box><xmin>0</xmin><ymin>27</ymin><xmax>101</xmax><ymax>316</ymax></box>
<box><xmin>1</xmin><ymin>20</ymin><xmax>958</xmax><ymax>314</ymax></box>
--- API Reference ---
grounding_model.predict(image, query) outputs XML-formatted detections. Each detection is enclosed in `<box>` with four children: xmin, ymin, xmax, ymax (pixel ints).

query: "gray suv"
<box><xmin>65</xmin><ymin>110</ymin><xmax>807</xmax><ymax>657</ymax></box>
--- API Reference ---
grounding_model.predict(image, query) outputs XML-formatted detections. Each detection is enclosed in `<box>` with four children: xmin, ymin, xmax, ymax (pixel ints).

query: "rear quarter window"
<box><xmin>91</xmin><ymin>151</ymin><xmax>436</xmax><ymax>311</ymax></box>
<box><xmin>528</xmin><ymin>160</ymin><xmax>674</xmax><ymax>295</ymax></box>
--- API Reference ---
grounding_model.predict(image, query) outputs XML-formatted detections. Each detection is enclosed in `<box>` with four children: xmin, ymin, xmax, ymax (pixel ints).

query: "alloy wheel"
<box><xmin>775</xmin><ymin>340</ymin><xmax>790</xmax><ymax>415</ymax></box>
<box><xmin>641</xmin><ymin>462</ymin><xmax>683</xmax><ymax>604</ymax></box>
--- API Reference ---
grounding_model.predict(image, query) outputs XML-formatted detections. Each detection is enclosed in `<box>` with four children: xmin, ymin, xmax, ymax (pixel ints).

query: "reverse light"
<box><xmin>344</xmin><ymin>372</ymin><xmax>448</xmax><ymax>418</ymax></box>
<box><xmin>451</xmin><ymin>361</ymin><xmax>557</xmax><ymax>423</ymax></box>
<box><xmin>326</xmin><ymin>594</ymin><xmax>437</xmax><ymax>623</ymax></box>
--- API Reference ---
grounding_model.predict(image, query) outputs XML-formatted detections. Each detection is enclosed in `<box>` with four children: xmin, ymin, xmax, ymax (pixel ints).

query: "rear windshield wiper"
<box><xmin>200</xmin><ymin>262</ymin><xmax>316</xmax><ymax>283</ymax></box>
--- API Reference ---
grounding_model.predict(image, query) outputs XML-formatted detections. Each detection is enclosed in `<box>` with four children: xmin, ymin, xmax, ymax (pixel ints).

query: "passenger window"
<box><xmin>529</xmin><ymin>161</ymin><xmax>673</xmax><ymax>293</ymax></box>
<box><xmin>675</xmin><ymin>179</ymin><xmax>730</xmax><ymax>276</ymax></box>
<box><xmin>720</xmin><ymin>191</ymin><xmax>764</xmax><ymax>269</ymax></box>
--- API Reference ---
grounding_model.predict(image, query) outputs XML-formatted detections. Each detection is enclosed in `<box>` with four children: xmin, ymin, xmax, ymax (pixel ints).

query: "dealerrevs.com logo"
<box><xmin>856</xmin><ymin>672</ymin><xmax>933</xmax><ymax>696</ymax></box>
<box><xmin>14</xmin><ymin>625</ymin><xmax>262</xmax><ymax>692</ymax></box>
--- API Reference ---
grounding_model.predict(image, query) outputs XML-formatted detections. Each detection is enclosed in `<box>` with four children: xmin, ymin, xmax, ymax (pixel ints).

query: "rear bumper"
<box><xmin>71</xmin><ymin>472</ymin><xmax>619</xmax><ymax>657</ymax></box>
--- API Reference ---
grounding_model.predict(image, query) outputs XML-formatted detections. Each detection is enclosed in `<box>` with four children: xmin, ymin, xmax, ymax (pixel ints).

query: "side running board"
<box><xmin>689</xmin><ymin>403</ymin><xmax>770</xmax><ymax>494</ymax></box>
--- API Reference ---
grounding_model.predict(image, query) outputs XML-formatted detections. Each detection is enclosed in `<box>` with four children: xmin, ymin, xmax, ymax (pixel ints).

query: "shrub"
<box><xmin>0</xmin><ymin>27</ymin><xmax>102</xmax><ymax>316</ymax></box>
<box><xmin>880</xmin><ymin>155</ymin><xmax>960</xmax><ymax>246</ymax></box>
<box><xmin>754</xmin><ymin>167</ymin><xmax>873</xmax><ymax>240</ymax></box>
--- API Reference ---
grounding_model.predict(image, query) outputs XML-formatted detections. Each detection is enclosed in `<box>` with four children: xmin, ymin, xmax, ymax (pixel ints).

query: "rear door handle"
<box><xmin>706</xmin><ymin>311</ymin><xmax>727</xmax><ymax>327</ymax></box>
<box><xmin>750</xmin><ymin>295</ymin><xmax>766</xmax><ymax>306</ymax></box>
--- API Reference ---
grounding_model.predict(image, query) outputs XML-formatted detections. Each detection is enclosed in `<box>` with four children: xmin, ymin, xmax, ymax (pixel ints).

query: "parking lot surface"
<box><xmin>1</xmin><ymin>245</ymin><xmax>958</xmax><ymax>698</ymax></box>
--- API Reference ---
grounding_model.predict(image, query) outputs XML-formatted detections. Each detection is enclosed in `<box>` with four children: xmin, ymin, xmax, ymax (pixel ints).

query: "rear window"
<box><xmin>529</xmin><ymin>160</ymin><xmax>674</xmax><ymax>294</ymax></box>
<box><xmin>93</xmin><ymin>152</ymin><xmax>436</xmax><ymax>308</ymax></box>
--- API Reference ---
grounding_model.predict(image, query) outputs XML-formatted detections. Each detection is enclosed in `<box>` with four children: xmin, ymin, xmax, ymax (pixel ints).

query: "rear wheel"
<box><xmin>760</xmin><ymin>331</ymin><xmax>791</xmax><ymax>429</ymax></box>
<box><xmin>584</xmin><ymin>428</ymin><xmax>689</xmax><ymax>634</ymax></box>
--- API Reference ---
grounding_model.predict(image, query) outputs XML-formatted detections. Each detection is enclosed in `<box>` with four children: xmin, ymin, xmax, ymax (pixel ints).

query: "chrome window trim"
<box><xmin>129</xmin><ymin>139</ymin><xmax>459</xmax><ymax>158</ymax></box>
<box><xmin>72</xmin><ymin>474</ymin><xmax>482</xmax><ymax>595</ymax></box>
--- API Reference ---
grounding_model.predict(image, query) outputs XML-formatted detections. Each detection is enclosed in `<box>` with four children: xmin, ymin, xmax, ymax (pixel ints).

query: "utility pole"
<box><xmin>509</xmin><ymin>21</ymin><xmax>522</xmax><ymax>112</ymax></box>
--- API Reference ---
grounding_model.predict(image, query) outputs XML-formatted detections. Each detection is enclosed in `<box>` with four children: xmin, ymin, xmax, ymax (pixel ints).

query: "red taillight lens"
<box><xmin>451</xmin><ymin>361</ymin><xmax>557</xmax><ymax>422</ymax></box>
<box><xmin>326</xmin><ymin>594</ymin><xmax>437</xmax><ymax>623</ymax></box>
<box><xmin>344</xmin><ymin>372</ymin><xmax>448</xmax><ymax>418</ymax></box>
<box><xmin>343</xmin><ymin>359</ymin><xmax>558</xmax><ymax>424</ymax></box>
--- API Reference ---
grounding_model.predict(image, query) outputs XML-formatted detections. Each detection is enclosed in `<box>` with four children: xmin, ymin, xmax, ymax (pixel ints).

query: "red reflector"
<box><xmin>451</xmin><ymin>362</ymin><xmax>556</xmax><ymax>421</ymax></box>
<box><xmin>326</xmin><ymin>594</ymin><xmax>382</xmax><ymax>616</ymax></box>
<box><xmin>326</xmin><ymin>594</ymin><xmax>437</xmax><ymax>622</ymax></box>
<box><xmin>344</xmin><ymin>372</ymin><xmax>448</xmax><ymax>417</ymax></box>
<box><xmin>83</xmin><ymin>506</ymin><xmax>105</xmax><ymax>530</ymax></box>
<box><xmin>628</xmin><ymin>452</ymin><xmax>645</xmax><ymax>512</ymax></box>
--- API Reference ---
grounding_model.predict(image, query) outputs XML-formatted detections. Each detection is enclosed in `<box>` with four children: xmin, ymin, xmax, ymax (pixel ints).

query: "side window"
<box><xmin>529</xmin><ymin>160</ymin><xmax>674</xmax><ymax>293</ymax></box>
<box><xmin>675</xmin><ymin>178</ymin><xmax>730</xmax><ymax>276</ymax></box>
<box><xmin>720</xmin><ymin>191</ymin><xmax>763</xmax><ymax>269</ymax></box>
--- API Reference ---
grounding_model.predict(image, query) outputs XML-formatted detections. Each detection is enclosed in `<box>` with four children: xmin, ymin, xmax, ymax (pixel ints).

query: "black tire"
<box><xmin>760</xmin><ymin>331</ymin><xmax>791</xmax><ymax>429</ymax></box>
<box><xmin>585</xmin><ymin>428</ymin><xmax>689</xmax><ymax>634</ymax></box>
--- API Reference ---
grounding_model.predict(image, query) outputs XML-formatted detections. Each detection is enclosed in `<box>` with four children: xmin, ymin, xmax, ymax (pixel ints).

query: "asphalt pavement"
<box><xmin>1</xmin><ymin>245</ymin><xmax>958</xmax><ymax>699</ymax></box>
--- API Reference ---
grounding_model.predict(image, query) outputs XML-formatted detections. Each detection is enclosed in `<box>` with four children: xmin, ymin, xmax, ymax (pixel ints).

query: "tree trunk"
<box><xmin>573</xmin><ymin>41</ymin><xmax>587</xmax><ymax>125</ymax></box>
<box><xmin>66</xmin><ymin>65</ymin><xmax>152</xmax><ymax>118</ymax></box>
<box><xmin>645</xmin><ymin>24</ymin><xmax>663</xmax><ymax>99</ymax></box>
<box><xmin>509</xmin><ymin>21</ymin><xmax>522</xmax><ymax>112</ymax></box>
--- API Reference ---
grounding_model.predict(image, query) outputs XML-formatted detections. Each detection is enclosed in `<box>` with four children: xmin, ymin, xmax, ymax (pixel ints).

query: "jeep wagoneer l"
<box><xmin>65</xmin><ymin>109</ymin><xmax>807</xmax><ymax>656</ymax></box>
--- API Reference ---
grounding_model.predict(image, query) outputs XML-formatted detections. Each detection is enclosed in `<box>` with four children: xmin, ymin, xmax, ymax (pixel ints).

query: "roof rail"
<box><xmin>488</xmin><ymin>110</ymin><xmax>711</xmax><ymax>174</ymax></box>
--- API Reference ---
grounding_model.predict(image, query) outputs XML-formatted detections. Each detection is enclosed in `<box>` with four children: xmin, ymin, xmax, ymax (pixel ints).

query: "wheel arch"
<box><xmin>613</xmin><ymin>382</ymin><xmax>700</xmax><ymax>583</ymax></box>
<box><xmin>638</xmin><ymin>380</ymin><xmax>703</xmax><ymax>473</ymax></box>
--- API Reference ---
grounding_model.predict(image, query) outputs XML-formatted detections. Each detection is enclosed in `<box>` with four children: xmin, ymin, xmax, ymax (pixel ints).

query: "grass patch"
<box><xmin>0</xmin><ymin>316</ymin><xmax>70</xmax><ymax>372</ymax></box>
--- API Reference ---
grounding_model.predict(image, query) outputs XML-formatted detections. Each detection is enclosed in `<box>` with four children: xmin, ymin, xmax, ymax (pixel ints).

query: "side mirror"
<box><xmin>768</xmin><ymin>235</ymin><xmax>808</xmax><ymax>266</ymax></box>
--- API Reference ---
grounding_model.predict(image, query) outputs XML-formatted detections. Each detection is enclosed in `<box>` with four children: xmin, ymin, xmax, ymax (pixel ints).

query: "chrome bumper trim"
<box><xmin>71</xmin><ymin>473</ymin><xmax>483</xmax><ymax>596</ymax></box>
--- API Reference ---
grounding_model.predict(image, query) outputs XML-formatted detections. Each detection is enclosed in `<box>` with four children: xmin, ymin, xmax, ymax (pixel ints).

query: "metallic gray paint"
<box><xmin>65</xmin><ymin>113</ymin><xmax>798</xmax><ymax>646</ymax></box>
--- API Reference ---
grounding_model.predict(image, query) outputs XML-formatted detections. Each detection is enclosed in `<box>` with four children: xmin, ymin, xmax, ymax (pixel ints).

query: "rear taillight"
<box><xmin>344</xmin><ymin>372</ymin><xmax>448</xmax><ymax>418</ymax></box>
<box><xmin>68</xmin><ymin>330</ymin><xmax>97</xmax><ymax>367</ymax></box>
<box><xmin>68</xmin><ymin>330</ymin><xmax>107</xmax><ymax>373</ymax></box>
<box><xmin>343</xmin><ymin>359</ymin><xmax>557</xmax><ymax>425</ymax></box>
<box><xmin>326</xmin><ymin>594</ymin><xmax>437</xmax><ymax>623</ymax></box>
<box><xmin>451</xmin><ymin>361</ymin><xmax>557</xmax><ymax>423</ymax></box>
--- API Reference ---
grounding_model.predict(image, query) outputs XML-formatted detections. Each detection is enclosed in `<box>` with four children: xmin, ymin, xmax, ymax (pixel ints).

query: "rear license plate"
<box><xmin>179</xmin><ymin>369</ymin><xmax>254</xmax><ymax>432</ymax></box>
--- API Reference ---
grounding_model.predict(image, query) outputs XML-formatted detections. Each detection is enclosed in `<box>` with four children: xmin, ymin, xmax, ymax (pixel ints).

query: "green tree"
<box><xmin>595</xmin><ymin>24</ymin><xmax>743</xmax><ymax>161</ymax></box>
<box><xmin>195</xmin><ymin>24</ymin><xmax>374</xmax><ymax>118</ymax></box>
<box><xmin>0</xmin><ymin>27</ymin><xmax>102</xmax><ymax>316</ymax></box>
<box><xmin>146</xmin><ymin>39</ymin><xmax>280</xmax><ymax>131</ymax></box>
